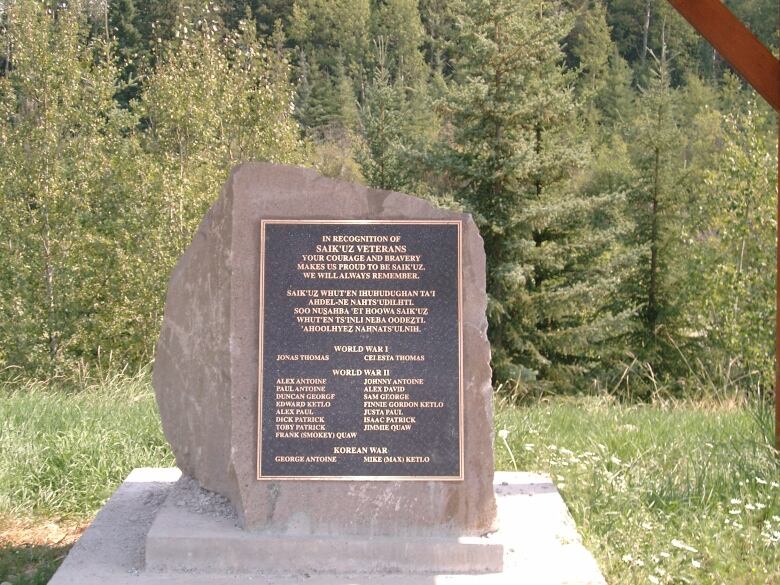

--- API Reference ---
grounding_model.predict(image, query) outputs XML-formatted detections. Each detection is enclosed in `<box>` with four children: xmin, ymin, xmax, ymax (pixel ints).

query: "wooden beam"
<box><xmin>667</xmin><ymin>0</ymin><xmax>780</xmax><ymax>112</ymax></box>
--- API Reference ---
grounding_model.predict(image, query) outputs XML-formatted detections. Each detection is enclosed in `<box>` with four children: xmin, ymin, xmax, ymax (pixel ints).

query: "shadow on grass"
<box><xmin>0</xmin><ymin>519</ymin><xmax>86</xmax><ymax>585</ymax></box>
<box><xmin>0</xmin><ymin>541</ymin><xmax>72</xmax><ymax>584</ymax></box>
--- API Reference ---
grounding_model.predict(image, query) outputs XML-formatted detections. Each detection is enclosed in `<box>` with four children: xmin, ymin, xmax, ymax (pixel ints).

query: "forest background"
<box><xmin>0</xmin><ymin>0</ymin><xmax>778</xmax><ymax>404</ymax></box>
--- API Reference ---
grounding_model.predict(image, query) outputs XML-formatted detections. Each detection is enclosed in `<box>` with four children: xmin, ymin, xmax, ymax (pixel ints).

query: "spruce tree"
<box><xmin>357</xmin><ymin>38</ymin><xmax>438</xmax><ymax>194</ymax></box>
<box><xmin>109</xmin><ymin>0</ymin><xmax>145</xmax><ymax>105</ymax></box>
<box><xmin>253</xmin><ymin>1</ymin><xmax>296</xmax><ymax>35</ymax></box>
<box><xmin>357</xmin><ymin>43</ymin><xmax>406</xmax><ymax>190</ymax></box>
<box><xmin>626</xmin><ymin>34</ymin><xmax>685</xmax><ymax>376</ymax></box>
<box><xmin>369</xmin><ymin>0</ymin><xmax>427</xmax><ymax>84</ymax></box>
<box><xmin>419</xmin><ymin>0</ymin><xmax>464</xmax><ymax>76</ymax></box>
<box><xmin>289</xmin><ymin>0</ymin><xmax>370</xmax><ymax>74</ymax></box>
<box><xmin>437</xmin><ymin>0</ymin><xmax>629</xmax><ymax>390</ymax></box>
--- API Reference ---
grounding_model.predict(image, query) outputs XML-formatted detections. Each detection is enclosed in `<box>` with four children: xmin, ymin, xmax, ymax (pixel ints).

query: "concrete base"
<box><xmin>49</xmin><ymin>469</ymin><xmax>606</xmax><ymax>585</ymax></box>
<box><xmin>145</xmin><ymin>474</ymin><xmax>503</xmax><ymax>574</ymax></box>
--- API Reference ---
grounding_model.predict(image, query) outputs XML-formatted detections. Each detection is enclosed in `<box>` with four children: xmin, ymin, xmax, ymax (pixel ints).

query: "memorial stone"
<box><xmin>49</xmin><ymin>163</ymin><xmax>607</xmax><ymax>584</ymax></box>
<box><xmin>153</xmin><ymin>163</ymin><xmax>497</xmax><ymax>539</ymax></box>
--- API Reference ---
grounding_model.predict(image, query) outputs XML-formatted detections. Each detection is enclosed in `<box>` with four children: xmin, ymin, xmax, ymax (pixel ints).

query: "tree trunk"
<box><xmin>641</xmin><ymin>0</ymin><xmax>652</xmax><ymax>66</ymax></box>
<box><xmin>647</xmin><ymin>145</ymin><xmax>660</xmax><ymax>338</ymax></box>
<box><xmin>40</xmin><ymin>204</ymin><xmax>59</xmax><ymax>369</ymax></box>
<box><xmin>535</xmin><ymin>123</ymin><xmax>543</xmax><ymax>198</ymax></box>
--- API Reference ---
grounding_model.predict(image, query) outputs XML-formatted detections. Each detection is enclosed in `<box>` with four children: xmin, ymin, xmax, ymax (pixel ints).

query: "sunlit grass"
<box><xmin>0</xmin><ymin>370</ymin><xmax>173</xmax><ymax>583</ymax></box>
<box><xmin>0</xmin><ymin>369</ymin><xmax>174</xmax><ymax>519</ymax></box>
<box><xmin>495</xmin><ymin>396</ymin><xmax>780</xmax><ymax>584</ymax></box>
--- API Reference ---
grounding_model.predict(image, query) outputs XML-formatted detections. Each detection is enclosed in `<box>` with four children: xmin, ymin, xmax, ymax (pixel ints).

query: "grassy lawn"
<box><xmin>496</xmin><ymin>396</ymin><xmax>780</xmax><ymax>584</ymax></box>
<box><xmin>0</xmin><ymin>371</ymin><xmax>174</xmax><ymax>584</ymax></box>
<box><xmin>0</xmin><ymin>375</ymin><xmax>778</xmax><ymax>584</ymax></box>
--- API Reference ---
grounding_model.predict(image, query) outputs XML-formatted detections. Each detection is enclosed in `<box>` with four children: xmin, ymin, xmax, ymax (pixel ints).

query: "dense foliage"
<box><xmin>0</xmin><ymin>0</ymin><xmax>776</xmax><ymax>401</ymax></box>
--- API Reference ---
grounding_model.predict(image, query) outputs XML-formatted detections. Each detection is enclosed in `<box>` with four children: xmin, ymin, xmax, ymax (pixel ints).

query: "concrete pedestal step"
<box><xmin>49</xmin><ymin>468</ymin><xmax>606</xmax><ymax>585</ymax></box>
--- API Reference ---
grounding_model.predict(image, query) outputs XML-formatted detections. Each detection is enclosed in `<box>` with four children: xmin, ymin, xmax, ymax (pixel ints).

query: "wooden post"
<box><xmin>665</xmin><ymin>0</ymin><xmax>780</xmax><ymax>450</ymax></box>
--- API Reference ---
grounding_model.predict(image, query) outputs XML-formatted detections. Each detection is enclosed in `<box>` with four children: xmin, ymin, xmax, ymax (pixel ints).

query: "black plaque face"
<box><xmin>257</xmin><ymin>220</ymin><xmax>463</xmax><ymax>480</ymax></box>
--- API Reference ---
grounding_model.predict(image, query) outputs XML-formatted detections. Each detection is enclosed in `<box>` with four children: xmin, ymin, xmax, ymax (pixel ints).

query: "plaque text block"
<box><xmin>257</xmin><ymin>220</ymin><xmax>463</xmax><ymax>480</ymax></box>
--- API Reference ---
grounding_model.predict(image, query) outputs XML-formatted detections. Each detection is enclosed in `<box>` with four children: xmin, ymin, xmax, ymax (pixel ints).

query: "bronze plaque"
<box><xmin>257</xmin><ymin>220</ymin><xmax>463</xmax><ymax>480</ymax></box>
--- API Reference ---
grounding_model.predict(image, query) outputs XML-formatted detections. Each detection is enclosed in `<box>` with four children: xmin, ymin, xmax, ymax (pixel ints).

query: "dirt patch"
<box><xmin>0</xmin><ymin>518</ymin><xmax>88</xmax><ymax>549</ymax></box>
<box><xmin>0</xmin><ymin>517</ymin><xmax>88</xmax><ymax>583</ymax></box>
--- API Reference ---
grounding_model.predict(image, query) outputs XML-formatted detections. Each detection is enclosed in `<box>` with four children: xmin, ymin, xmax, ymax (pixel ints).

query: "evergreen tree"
<box><xmin>569</xmin><ymin>1</ymin><xmax>612</xmax><ymax>97</ymax></box>
<box><xmin>369</xmin><ymin>0</ymin><xmax>427</xmax><ymax>84</ymax></box>
<box><xmin>357</xmin><ymin>41</ymin><xmax>411</xmax><ymax>191</ymax></box>
<box><xmin>438</xmin><ymin>0</ymin><xmax>628</xmax><ymax>390</ymax></box>
<box><xmin>625</xmin><ymin>34</ymin><xmax>687</xmax><ymax>376</ymax></box>
<box><xmin>596</xmin><ymin>46</ymin><xmax>634</xmax><ymax>127</ymax></box>
<box><xmin>109</xmin><ymin>0</ymin><xmax>145</xmax><ymax>104</ymax></box>
<box><xmin>294</xmin><ymin>50</ymin><xmax>331</xmax><ymax>130</ymax></box>
<box><xmin>253</xmin><ymin>0</ymin><xmax>296</xmax><ymax>35</ymax></box>
<box><xmin>357</xmin><ymin>38</ymin><xmax>438</xmax><ymax>193</ymax></box>
<box><xmin>109</xmin><ymin>0</ymin><xmax>143</xmax><ymax>61</ymax></box>
<box><xmin>418</xmin><ymin>0</ymin><xmax>464</xmax><ymax>76</ymax></box>
<box><xmin>289</xmin><ymin>0</ymin><xmax>370</xmax><ymax>74</ymax></box>
<box><xmin>569</xmin><ymin>0</ymin><xmax>633</xmax><ymax>129</ymax></box>
<box><xmin>288</xmin><ymin>0</ymin><xmax>372</xmax><ymax>174</ymax></box>
<box><xmin>294</xmin><ymin>52</ymin><xmax>364</xmax><ymax>178</ymax></box>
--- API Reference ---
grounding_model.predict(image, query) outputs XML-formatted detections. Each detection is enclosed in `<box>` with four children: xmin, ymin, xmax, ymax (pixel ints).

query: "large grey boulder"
<box><xmin>152</xmin><ymin>163</ymin><xmax>496</xmax><ymax>536</ymax></box>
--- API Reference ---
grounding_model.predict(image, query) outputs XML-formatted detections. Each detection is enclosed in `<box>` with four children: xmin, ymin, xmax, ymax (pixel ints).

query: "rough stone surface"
<box><xmin>49</xmin><ymin>469</ymin><xmax>607</xmax><ymax>585</ymax></box>
<box><xmin>153</xmin><ymin>163</ymin><xmax>497</xmax><ymax>535</ymax></box>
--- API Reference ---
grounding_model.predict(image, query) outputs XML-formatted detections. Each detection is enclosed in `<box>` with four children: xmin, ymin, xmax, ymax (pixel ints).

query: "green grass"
<box><xmin>0</xmin><ymin>370</ymin><xmax>173</xmax><ymax>585</ymax></box>
<box><xmin>0</xmin><ymin>374</ymin><xmax>778</xmax><ymax>584</ymax></box>
<box><xmin>0</xmin><ymin>370</ymin><xmax>174</xmax><ymax>519</ymax></box>
<box><xmin>495</xmin><ymin>396</ymin><xmax>780</xmax><ymax>584</ymax></box>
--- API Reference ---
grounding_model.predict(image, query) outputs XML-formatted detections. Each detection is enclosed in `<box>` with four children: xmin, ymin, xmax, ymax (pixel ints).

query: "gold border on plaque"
<box><xmin>257</xmin><ymin>219</ymin><xmax>464</xmax><ymax>481</ymax></box>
